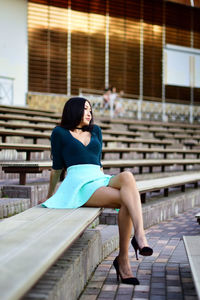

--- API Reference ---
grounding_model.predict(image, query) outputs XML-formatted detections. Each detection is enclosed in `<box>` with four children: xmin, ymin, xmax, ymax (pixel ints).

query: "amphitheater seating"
<box><xmin>0</xmin><ymin>206</ymin><xmax>101</xmax><ymax>300</ymax></box>
<box><xmin>155</xmin><ymin>132</ymin><xmax>200</xmax><ymax>143</ymax></box>
<box><xmin>0</xmin><ymin>129</ymin><xmax>51</xmax><ymax>144</ymax></box>
<box><xmin>102</xmin><ymin>147</ymin><xmax>200</xmax><ymax>159</ymax></box>
<box><xmin>102</xmin><ymin>159</ymin><xmax>200</xmax><ymax>173</ymax></box>
<box><xmin>1</xmin><ymin>105</ymin><xmax>200</xmax><ymax>300</ymax></box>
<box><xmin>0</xmin><ymin>114</ymin><xmax>111</xmax><ymax>129</ymax></box>
<box><xmin>103</xmin><ymin>136</ymin><xmax>173</xmax><ymax>148</ymax></box>
<box><xmin>0</xmin><ymin>106</ymin><xmax>60</xmax><ymax>119</ymax></box>
<box><xmin>0</xmin><ymin>128</ymin><xmax>173</xmax><ymax>147</ymax></box>
<box><xmin>0</xmin><ymin>143</ymin><xmax>50</xmax><ymax>160</ymax></box>
<box><xmin>129</xmin><ymin>124</ymin><xmax>200</xmax><ymax>134</ymax></box>
<box><xmin>105</xmin><ymin>118</ymin><xmax>200</xmax><ymax>130</ymax></box>
<box><xmin>0</xmin><ymin>113</ymin><xmax>58</xmax><ymax>124</ymax></box>
<box><xmin>1</xmin><ymin>160</ymin><xmax>200</xmax><ymax>185</ymax></box>
<box><xmin>0</xmin><ymin>104</ymin><xmax>58</xmax><ymax>114</ymax></box>
<box><xmin>102</xmin><ymin>129</ymin><xmax>141</xmax><ymax>138</ymax></box>
<box><xmin>1</xmin><ymin>143</ymin><xmax>200</xmax><ymax>163</ymax></box>
<box><xmin>0</xmin><ymin>121</ymin><xmax>54</xmax><ymax>131</ymax></box>
<box><xmin>0</xmin><ymin>172</ymin><xmax>200</xmax><ymax>299</ymax></box>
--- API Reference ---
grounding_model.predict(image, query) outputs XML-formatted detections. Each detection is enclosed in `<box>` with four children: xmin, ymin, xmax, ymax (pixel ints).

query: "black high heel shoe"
<box><xmin>131</xmin><ymin>236</ymin><xmax>153</xmax><ymax>260</ymax></box>
<box><xmin>113</xmin><ymin>257</ymin><xmax>140</xmax><ymax>285</ymax></box>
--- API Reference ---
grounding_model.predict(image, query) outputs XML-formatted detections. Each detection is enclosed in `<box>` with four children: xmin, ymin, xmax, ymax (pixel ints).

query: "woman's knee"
<box><xmin>119</xmin><ymin>171</ymin><xmax>136</xmax><ymax>186</ymax></box>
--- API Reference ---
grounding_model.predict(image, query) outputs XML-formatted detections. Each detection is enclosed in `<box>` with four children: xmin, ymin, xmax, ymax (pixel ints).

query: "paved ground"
<box><xmin>80</xmin><ymin>207</ymin><xmax>200</xmax><ymax>300</ymax></box>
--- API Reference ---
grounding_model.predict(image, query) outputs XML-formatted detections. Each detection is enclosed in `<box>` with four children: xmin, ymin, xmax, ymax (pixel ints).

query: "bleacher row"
<box><xmin>0</xmin><ymin>104</ymin><xmax>200</xmax><ymax>300</ymax></box>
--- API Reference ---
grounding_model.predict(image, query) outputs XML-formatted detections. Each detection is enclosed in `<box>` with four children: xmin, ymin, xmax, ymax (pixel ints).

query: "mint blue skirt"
<box><xmin>42</xmin><ymin>164</ymin><xmax>113</xmax><ymax>209</ymax></box>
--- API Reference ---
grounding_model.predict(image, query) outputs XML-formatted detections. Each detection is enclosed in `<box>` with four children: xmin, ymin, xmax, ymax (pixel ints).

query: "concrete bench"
<box><xmin>0</xmin><ymin>113</ymin><xmax>59</xmax><ymax>125</ymax></box>
<box><xmin>155</xmin><ymin>132</ymin><xmax>200</xmax><ymax>143</ymax></box>
<box><xmin>0</xmin><ymin>106</ymin><xmax>60</xmax><ymax>119</ymax></box>
<box><xmin>129</xmin><ymin>125</ymin><xmax>185</xmax><ymax>134</ymax></box>
<box><xmin>102</xmin><ymin>159</ymin><xmax>200</xmax><ymax>173</ymax></box>
<box><xmin>0</xmin><ymin>129</ymin><xmax>173</xmax><ymax>147</ymax></box>
<box><xmin>101</xmin><ymin>117</ymin><xmax>200</xmax><ymax>131</ymax></box>
<box><xmin>0</xmin><ymin>114</ymin><xmax>111</xmax><ymax>129</ymax></box>
<box><xmin>0</xmin><ymin>206</ymin><xmax>101</xmax><ymax>300</ymax></box>
<box><xmin>0</xmin><ymin>143</ymin><xmax>50</xmax><ymax>161</ymax></box>
<box><xmin>0</xmin><ymin>129</ymin><xmax>51</xmax><ymax>144</ymax></box>
<box><xmin>195</xmin><ymin>212</ymin><xmax>200</xmax><ymax>224</ymax></box>
<box><xmin>2</xmin><ymin>143</ymin><xmax>200</xmax><ymax>163</ymax></box>
<box><xmin>102</xmin><ymin>146</ymin><xmax>200</xmax><ymax>159</ymax></box>
<box><xmin>183</xmin><ymin>236</ymin><xmax>200</xmax><ymax>300</ymax></box>
<box><xmin>129</xmin><ymin>125</ymin><xmax>200</xmax><ymax>135</ymax></box>
<box><xmin>103</xmin><ymin>137</ymin><xmax>173</xmax><ymax>148</ymax></box>
<box><xmin>0</xmin><ymin>121</ymin><xmax>54</xmax><ymax>132</ymax></box>
<box><xmin>1</xmin><ymin>159</ymin><xmax>200</xmax><ymax>188</ymax></box>
<box><xmin>0</xmin><ymin>104</ymin><xmax>59</xmax><ymax>115</ymax></box>
<box><xmin>102</xmin><ymin>129</ymin><xmax>141</xmax><ymax>138</ymax></box>
<box><xmin>136</xmin><ymin>172</ymin><xmax>200</xmax><ymax>202</ymax></box>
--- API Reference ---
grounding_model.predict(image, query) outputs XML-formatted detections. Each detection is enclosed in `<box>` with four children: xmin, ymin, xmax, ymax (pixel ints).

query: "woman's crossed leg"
<box><xmin>84</xmin><ymin>171</ymin><xmax>149</xmax><ymax>279</ymax></box>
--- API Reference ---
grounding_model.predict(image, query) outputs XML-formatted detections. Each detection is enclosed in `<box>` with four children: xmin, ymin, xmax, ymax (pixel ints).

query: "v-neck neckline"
<box><xmin>68</xmin><ymin>130</ymin><xmax>92</xmax><ymax>147</ymax></box>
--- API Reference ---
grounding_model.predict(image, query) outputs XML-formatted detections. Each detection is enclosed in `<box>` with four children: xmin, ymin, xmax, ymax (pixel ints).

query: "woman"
<box><xmin>42</xmin><ymin>97</ymin><xmax>153</xmax><ymax>285</ymax></box>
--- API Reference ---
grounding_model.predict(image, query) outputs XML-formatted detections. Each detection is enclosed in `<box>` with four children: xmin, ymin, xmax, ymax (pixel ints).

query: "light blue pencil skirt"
<box><xmin>42</xmin><ymin>164</ymin><xmax>114</xmax><ymax>209</ymax></box>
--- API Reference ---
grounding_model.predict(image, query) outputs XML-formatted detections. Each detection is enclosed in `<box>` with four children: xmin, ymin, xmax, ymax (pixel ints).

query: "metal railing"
<box><xmin>79</xmin><ymin>88</ymin><xmax>200</xmax><ymax>124</ymax></box>
<box><xmin>0</xmin><ymin>76</ymin><xmax>14</xmax><ymax>105</ymax></box>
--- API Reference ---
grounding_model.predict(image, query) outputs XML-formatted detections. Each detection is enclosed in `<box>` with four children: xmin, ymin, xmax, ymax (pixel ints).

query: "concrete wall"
<box><xmin>0</xmin><ymin>0</ymin><xmax>28</xmax><ymax>106</ymax></box>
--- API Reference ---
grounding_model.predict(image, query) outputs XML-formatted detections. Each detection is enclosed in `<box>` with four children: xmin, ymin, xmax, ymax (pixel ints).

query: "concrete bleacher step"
<box><xmin>183</xmin><ymin>236</ymin><xmax>200</xmax><ymax>300</ymax></box>
<box><xmin>23</xmin><ymin>224</ymin><xmax>119</xmax><ymax>300</ymax></box>
<box><xmin>0</xmin><ymin>198</ymin><xmax>30</xmax><ymax>218</ymax></box>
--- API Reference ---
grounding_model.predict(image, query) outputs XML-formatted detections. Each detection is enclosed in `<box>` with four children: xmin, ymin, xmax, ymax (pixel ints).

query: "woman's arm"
<box><xmin>46</xmin><ymin>168</ymin><xmax>63</xmax><ymax>199</ymax></box>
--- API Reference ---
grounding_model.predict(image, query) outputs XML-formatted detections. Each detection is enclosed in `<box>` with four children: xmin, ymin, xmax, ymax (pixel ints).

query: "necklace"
<box><xmin>75</xmin><ymin>127</ymin><xmax>83</xmax><ymax>130</ymax></box>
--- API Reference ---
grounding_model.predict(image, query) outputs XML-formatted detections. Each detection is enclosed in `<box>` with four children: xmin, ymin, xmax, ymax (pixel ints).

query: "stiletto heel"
<box><xmin>131</xmin><ymin>236</ymin><xmax>153</xmax><ymax>260</ymax></box>
<box><xmin>113</xmin><ymin>257</ymin><xmax>140</xmax><ymax>285</ymax></box>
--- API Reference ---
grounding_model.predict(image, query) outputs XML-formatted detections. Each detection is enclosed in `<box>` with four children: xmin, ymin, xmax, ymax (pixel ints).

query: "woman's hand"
<box><xmin>38</xmin><ymin>198</ymin><xmax>46</xmax><ymax>205</ymax></box>
<box><xmin>46</xmin><ymin>168</ymin><xmax>63</xmax><ymax>199</ymax></box>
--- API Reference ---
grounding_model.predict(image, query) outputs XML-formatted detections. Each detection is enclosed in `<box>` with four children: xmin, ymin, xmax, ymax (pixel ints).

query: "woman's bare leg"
<box><xmin>84</xmin><ymin>171</ymin><xmax>150</xmax><ymax>278</ymax></box>
<box><xmin>118</xmin><ymin>204</ymin><xmax>133</xmax><ymax>277</ymax></box>
<box><xmin>85</xmin><ymin>186</ymin><xmax>133</xmax><ymax>278</ymax></box>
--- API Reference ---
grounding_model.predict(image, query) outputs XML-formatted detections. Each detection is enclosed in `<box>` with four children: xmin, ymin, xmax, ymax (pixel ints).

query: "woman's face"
<box><xmin>81</xmin><ymin>101</ymin><xmax>92</xmax><ymax>126</ymax></box>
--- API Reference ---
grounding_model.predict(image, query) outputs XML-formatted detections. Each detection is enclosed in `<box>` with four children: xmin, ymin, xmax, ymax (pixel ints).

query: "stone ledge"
<box><xmin>1</xmin><ymin>184</ymin><xmax>49</xmax><ymax>208</ymax></box>
<box><xmin>100</xmin><ymin>187</ymin><xmax>200</xmax><ymax>228</ymax></box>
<box><xmin>23</xmin><ymin>226</ymin><xmax>119</xmax><ymax>300</ymax></box>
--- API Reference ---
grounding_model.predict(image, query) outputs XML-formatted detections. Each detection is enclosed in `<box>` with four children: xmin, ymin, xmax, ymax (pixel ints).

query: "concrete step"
<box><xmin>0</xmin><ymin>198</ymin><xmax>30</xmax><ymax>218</ymax></box>
<box><xmin>23</xmin><ymin>225</ymin><xmax>119</xmax><ymax>300</ymax></box>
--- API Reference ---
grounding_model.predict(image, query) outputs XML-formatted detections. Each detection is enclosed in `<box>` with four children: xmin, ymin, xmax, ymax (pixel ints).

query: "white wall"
<box><xmin>0</xmin><ymin>0</ymin><xmax>27</xmax><ymax>106</ymax></box>
<box><xmin>165</xmin><ymin>44</ymin><xmax>200</xmax><ymax>88</ymax></box>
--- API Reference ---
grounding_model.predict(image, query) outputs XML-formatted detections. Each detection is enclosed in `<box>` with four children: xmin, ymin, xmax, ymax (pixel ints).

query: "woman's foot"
<box><xmin>113</xmin><ymin>256</ymin><xmax>140</xmax><ymax>285</ymax></box>
<box><xmin>118</xmin><ymin>256</ymin><xmax>134</xmax><ymax>279</ymax></box>
<box><xmin>134</xmin><ymin>232</ymin><xmax>149</xmax><ymax>249</ymax></box>
<box><xmin>131</xmin><ymin>232</ymin><xmax>153</xmax><ymax>260</ymax></box>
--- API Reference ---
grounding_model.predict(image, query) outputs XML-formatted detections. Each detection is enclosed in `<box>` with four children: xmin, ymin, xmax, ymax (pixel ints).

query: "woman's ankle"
<box><xmin>118</xmin><ymin>253</ymin><xmax>129</xmax><ymax>262</ymax></box>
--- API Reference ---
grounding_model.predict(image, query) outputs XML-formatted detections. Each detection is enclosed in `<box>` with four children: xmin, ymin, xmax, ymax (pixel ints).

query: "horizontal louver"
<box><xmin>28</xmin><ymin>0</ymin><xmax>200</xmax><ymax>104</ymax></box>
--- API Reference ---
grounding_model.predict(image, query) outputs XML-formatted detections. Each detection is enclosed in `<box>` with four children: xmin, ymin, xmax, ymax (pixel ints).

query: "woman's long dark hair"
<box><xmin>60</xmin><ymin>97</ymin><xmax>94</xmax><ymax>132</ymax></box>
